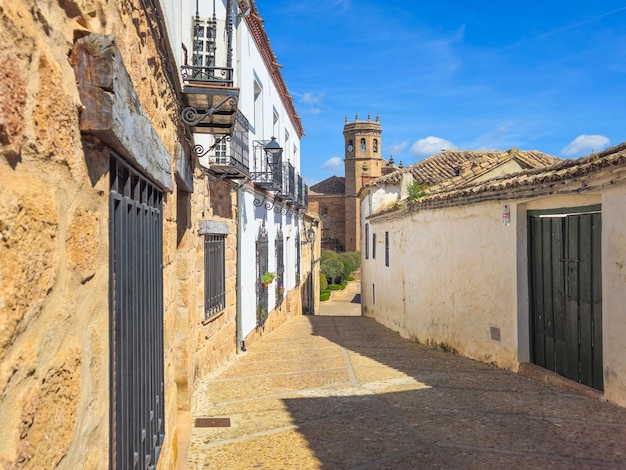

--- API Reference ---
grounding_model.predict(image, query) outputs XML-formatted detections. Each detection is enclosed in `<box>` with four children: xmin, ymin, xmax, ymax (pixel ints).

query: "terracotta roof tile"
<box><xmin>405</xmin><ymin>142</ymin><xmax>626</xmax><ymax>209</ymax></box>
<box><xmin>365</xmin><ymin>148</ymin><xmax>561</xmax><ymax>189</ymax></box>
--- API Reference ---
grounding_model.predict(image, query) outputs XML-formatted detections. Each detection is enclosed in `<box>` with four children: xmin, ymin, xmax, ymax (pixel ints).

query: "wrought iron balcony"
<box><xmin>195</xmin><ymin>110</ymin><xmax>250</xmax><ymax>179</ymax></box>
<box><xmin>181</xmin><ymin>84</ymin><xmax>239</xmax><ymax>135</ymax></box>
<box><xmin>292</xmin><ymin>175</ymin><xmax>308</xmax><ymax>209</ymax></box>
<box><xmin>300</xmin><ymin>184</ymin><xmax>309</xmax><ymax>209</ymax></box>
<box><xmin>181</xmin><ymin>8</ymin><xmax>238</xmax><ymax>135</ymax></box>
<box><xmin>278</xmin><ymin>162</ymin><xmax>296</xmax><ymax>202</ymax></box>
<box><xmin>181</xmin><ymin>65</ymin><xmax>234</xmax><ymax>88</ymax></box>
<box><xmin>250</xmin><ymin>140</ymin><xmax>283</xmax><ymax>191</ymax></box>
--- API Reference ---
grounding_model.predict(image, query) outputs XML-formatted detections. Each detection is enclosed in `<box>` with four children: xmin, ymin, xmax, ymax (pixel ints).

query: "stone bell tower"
<box><xmin>343</xmin><ymin>112</ymin><xmax>383</xmax><ymax>252</ymax></box>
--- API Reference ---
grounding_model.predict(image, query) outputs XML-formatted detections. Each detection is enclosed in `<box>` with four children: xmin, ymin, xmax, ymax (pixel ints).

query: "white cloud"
<box><xmin>300</xmin><ymin>92</ymin><xmax>323</xmax><ymax>105</ymax></box>
<box><xmin>562</xmin><ymin>134</ymin><xmax>610</xmax><ymax>156</ymax></box>
<box><xmin>321</xmin><ymin>156</ymin><xmax>342</xmax><ymax>170</ymax></box>
<box><xmin>410</xmin><ymin>136</ymin><xmax>457</xmax><ymax>158</ymax></box>
<box><xmin>388</xmin><ymin>140</ymin><xmax>408</xmax><ymax>155</ymax></box>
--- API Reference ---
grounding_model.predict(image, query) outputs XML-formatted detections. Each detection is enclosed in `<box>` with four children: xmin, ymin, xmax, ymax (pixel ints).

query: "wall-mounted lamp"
<box><xmin>307</xmin><ymin>226</ymin><xmax>316</xmax><ymax>244</ymax></box>
<box><xmin>264</xmin><ymin>136</ymin><xmax>282</xmax><ymax>165</ymax></box>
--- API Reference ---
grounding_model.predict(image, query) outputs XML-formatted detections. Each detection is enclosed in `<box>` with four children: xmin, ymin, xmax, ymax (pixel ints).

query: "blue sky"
<box><xmin>254</xmin><ymin>0</ymin><xmax>626</xmax><ymax>185</ymax></box>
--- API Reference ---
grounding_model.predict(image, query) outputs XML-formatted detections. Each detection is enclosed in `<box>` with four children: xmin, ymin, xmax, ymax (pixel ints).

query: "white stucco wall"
<box><xmin>600</xmin><ymin>184</ymin><xmax>626</xmax><ymax>406</ymax></box>
<box><xmin>363</xmin><ymin>201</ymin><xmax>521</xmax><ymax>369</ymax></box>
<box><xmin>362</xmin><ymin>178</ymin><xmax>626</xmax><ymax>406</ymax></box>
<box><xmin>236</xmin><ymin>15</ymin><xmax>300</xmax><ymax>167</ymax></box>
<box><xmin>239</xmin><ymin>188</ymin><xmax>302</xmax><ymax>338</ymax></box>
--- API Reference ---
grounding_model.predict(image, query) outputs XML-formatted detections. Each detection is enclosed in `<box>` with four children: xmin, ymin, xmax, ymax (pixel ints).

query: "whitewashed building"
<box><xmin>360</xmin><ymin>145</ymin><xmax>626</xmax><ymax>407</ymax></box>
<box><xmin>170</xmin><ymin>0</ymin><xmax>311</xmax><ymax>334</ymax></box>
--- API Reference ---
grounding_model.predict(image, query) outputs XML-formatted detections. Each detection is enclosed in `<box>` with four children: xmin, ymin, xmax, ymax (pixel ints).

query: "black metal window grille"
<box><xmin>181</xmin><ymin>3</ymin><xmax>234</xmax><ymax>86</ymax></box>
<box><xmin>190</xmin><ymin>17</ymin><xmax>217</xmax><ymax>81</ymax></box>
<box><xmin>204</xmin><ymin>234</ymin><xmax>226</xmax><ymax>319</ymax></box>
<box><xmin>295</xmin><ymin>229</ymin><xmax>301</xmax><ymax>285</ymax></box>
<box><xmin>365</xmin><ymin>223</ymin><xmax>369</xmax><ymax>259</ymax></box>
<box><xmin>303</xmin><ymin>183</ymin><xmax>308</xmax><ymax>209</ymax></box>
<box><xmin>282</xmin><ymin>162</ymin><xmax>296</xmax><ymax>200</ymax></box>
<box><xmin>372</xmin><ymin>233</ymin><xmax>377</xmax><ymax>259</ymax></box>
<box><xmin>296</xmin><ymin>174</ymin><xmax>304</xmax><ymax>206</ymax></box>
<box><xmin>256</xmin><ymin>224</ymin><xmax>269</xmax><ymax>326</ymax></box>
<box><xmin>276</xmin><ymin>228</ymin><xmax>285</xmax><ymax>302</ymax></box>
<box><xmin>385</xmin><ymin>231</ymin><xmax>389</xmax><ymax>267</ymax></box>
<box><xmin>109</xmin><ymin>154</ymin><xmax>165</xmax><ymax>470</ymax></box>
<box><xmin>230</xmin><ymin>110</ymin><xmax>250</xmax><ymax>170</ymax></box>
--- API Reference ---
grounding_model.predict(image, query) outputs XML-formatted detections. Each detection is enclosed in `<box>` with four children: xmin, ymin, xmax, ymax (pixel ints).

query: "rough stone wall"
<box><xmin>0</xmin><ymin>0</ymin><xmax>192</xmax><ymax>467</ymax></box>
<box><xmin>0</xmin><ymin>0</ymin><xmax>313</xmax><ymax>468</ymax></box>
<box><xmin>311</xmin><ymin>194</ymin><xmax>345</xmax><ymax>252</ymax></box>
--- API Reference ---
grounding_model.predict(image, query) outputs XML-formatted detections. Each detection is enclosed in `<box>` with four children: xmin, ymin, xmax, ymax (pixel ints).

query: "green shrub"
<box><xmin>337</xmin><ymin>251</ymin><xmax>360</xmax><ymax>278</ymax></box>
<box><xmin>320</xmin><ymin>273</ymin><xmax>328</xmax><ymax>293</ymax></box>
<box><xmin>320</xmin><ymin>290</ymin><xmax>331</xmax><ymax>301</ymax></box>
<box><xmin>346</xmin><ymin>275</ymin><xmax>355</xmax><ymax>282</ymax></box>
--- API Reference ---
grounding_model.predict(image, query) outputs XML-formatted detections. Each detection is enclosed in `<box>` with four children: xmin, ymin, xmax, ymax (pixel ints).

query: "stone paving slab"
<box><xmin>187</xmin><ymin>315</ymin><xmax>626</xmax><ymax>469</ymax></box>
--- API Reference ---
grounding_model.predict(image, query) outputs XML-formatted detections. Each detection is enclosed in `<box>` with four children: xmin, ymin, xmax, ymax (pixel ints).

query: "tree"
<box><xmin>320</xmin><ymin>250</ymin><xmax>344</xmax><ymax>284</ymax></box>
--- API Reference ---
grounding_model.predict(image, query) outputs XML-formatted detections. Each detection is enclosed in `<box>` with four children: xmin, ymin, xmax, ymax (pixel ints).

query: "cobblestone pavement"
<box><xmin>187</xmin><ymin>297</ymin><xmax>626</xmax><ymax>469</ymax></box>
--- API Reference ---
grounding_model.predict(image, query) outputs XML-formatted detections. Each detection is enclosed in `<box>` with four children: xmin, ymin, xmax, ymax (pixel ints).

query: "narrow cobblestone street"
<box><xmin>187</xmin><ymin>283</ymin><xmax>626</xmax><ymax>469</ymax></box>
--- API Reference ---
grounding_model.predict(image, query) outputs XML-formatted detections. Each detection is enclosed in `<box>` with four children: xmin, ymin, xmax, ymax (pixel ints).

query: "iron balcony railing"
<box><xmin>280</xmin><ymin>162</ymin><xmax>296</xmax><ymax>201</ymax></box>
<box><xmin>296</xmin><ymin>175</ymin><xmax>304</xmax><ymax>207</ymax></box>
<box><xmin>251</xmin><ymin>140</ymin><xmax>282</xmax><ymax>191</ymax></box>
<box><xmin>196</xmin><ymin>110</ymin><xmax>250</xmax><ymax>178</ymax></box>
<box><xmin>181</xmin><ymin>65</ymin><xmax>234</xmax><ymax>88</ymax></box>
<box><xmin>180</xmin><ymin>4</ymin><xmax>238</xmax><ymax>134</ymax></box>
<box><xmin>303</xmin><ymin>182</ymin><xmax>309</xmax><ymax>209</ymax></box>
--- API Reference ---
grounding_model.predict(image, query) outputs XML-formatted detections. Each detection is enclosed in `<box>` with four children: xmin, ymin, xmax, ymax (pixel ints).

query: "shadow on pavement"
<box><xmin>278</xmin><ymin>316</ymin><xmax>626</xmax><ymax>469</ymax></box>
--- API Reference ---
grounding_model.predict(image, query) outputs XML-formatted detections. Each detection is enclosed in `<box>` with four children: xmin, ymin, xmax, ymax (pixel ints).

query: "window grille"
<box><xmin>256</xmin><ymin>223</ymin><xmax>269</xmax><ymax>326</ymax></box>
<box><xmin>192</xmin><ymin>18</ymin><xmax>217</xmax><ymax>79</ymax></box>
<box><xmin>385</xmin><ymin>231</ymin><xmax>389</xmax><ymax>267</ymax></box>
<box><xmin>276</xmin><ymin>228</ymin><xmax>284</xmax><ymax>302</ymax></box>
<box><xmin>365</xmin><ymin>223</ymin><xmax>369</xmax><ymax>259</ymax></box>
<box><xmin>372</xmin><ymin>232</ymin><xmax>376</xmax><ymax>259</ymax></box>
<box><xmin>215</xmin><ymin>139</ymin><xmax>227</xmax><ymax>159</ymax></box>
<box><xmin>295</xmin><ymin>229</ymin><xmax>301</xmax><ymax>285</ymax></box>
<box><xmin>109</xmin><ymin>154</ymin><xmax>165</xmax><ymax>470</ymax></box>
<box><xmin>204</xmin><ymin>234</ymin><xmax>226</xmax><ymax>319</ymax></box>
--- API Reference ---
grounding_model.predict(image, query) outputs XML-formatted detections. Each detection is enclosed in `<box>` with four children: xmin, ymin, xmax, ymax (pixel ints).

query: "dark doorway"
<box><xmin>528</xmin><ymin>206</ymin><xmax>603</xmax><ymax>391</ymax></box>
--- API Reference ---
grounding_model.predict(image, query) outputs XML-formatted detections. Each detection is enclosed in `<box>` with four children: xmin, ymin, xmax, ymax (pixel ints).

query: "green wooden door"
<box><xmin>528</xmin><ymin>207</ymin><xmax>603</xmax><ymax>391</ymax></box>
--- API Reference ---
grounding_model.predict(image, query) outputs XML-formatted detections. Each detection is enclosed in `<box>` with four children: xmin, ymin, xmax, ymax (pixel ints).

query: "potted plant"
<box><xmin>260</xmin><ymin>271</ymin><xmax>275</xmax><ymax>287</ymax></box>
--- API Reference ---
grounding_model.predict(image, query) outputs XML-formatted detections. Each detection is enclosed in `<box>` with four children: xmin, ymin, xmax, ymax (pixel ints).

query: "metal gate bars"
<box><xmin>109</xmin><ymin>154</ymin><xmax>165</xmax><ymax>469</ymax></box>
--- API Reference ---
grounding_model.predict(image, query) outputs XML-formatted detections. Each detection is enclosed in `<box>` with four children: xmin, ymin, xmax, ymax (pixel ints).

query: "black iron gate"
<box><xmin>109</xmin><ymin>154</ymin><xmax>165</xmax><ymax>469</ymax></box>
<box><xmin>528</xmin><ymin>206</ymin><xmax>603</xmax><ymax>390</ymax></box>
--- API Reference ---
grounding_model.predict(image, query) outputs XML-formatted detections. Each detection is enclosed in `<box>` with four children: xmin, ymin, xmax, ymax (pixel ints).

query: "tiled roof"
<box><xmin>366</xmin><ymin>148</ymin><xmax>561</xmax><ymax>189</ymax></box>
<box><xmin>371</xmin><ymin>143</ymin><xmax>626</xmax><ymax>216</ymax></box>
<box><xmin>415</xmin><ymin>142</ymin><xmax>626</xmax><ymax>204</ymax></box>
<box><xmin>309</xmin><ymin>176</ymin><xmax>345</xmax><ymax>195</ymax></box>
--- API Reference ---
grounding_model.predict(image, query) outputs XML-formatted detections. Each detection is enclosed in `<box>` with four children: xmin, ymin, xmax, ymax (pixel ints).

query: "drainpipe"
<box><xmin>236</xmin><ymin>185</ymin><xmax>245</xmax><ymax>352</ymax></box>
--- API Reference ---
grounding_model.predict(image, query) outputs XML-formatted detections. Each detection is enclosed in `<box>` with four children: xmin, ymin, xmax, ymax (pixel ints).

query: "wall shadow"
<box><xmin>273</xmin><ymin>316</ymin><xmax>626</xmax><ymax>469</ymax></box>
